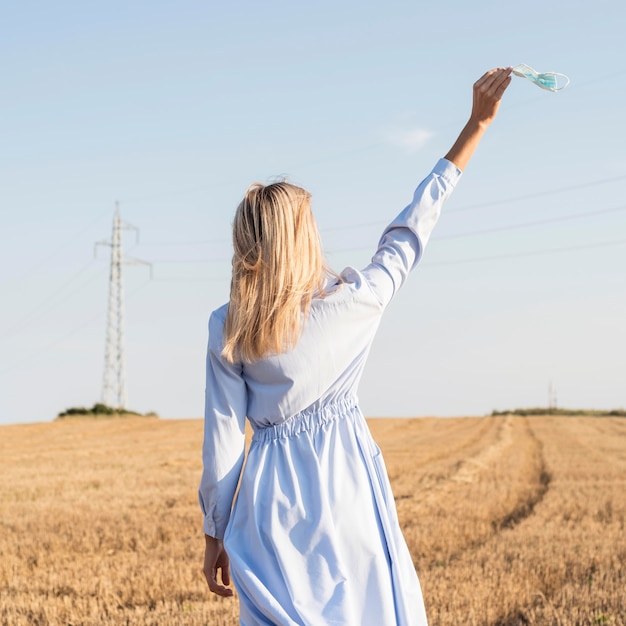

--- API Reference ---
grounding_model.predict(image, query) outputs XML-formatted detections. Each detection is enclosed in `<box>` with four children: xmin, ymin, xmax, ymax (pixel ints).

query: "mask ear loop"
<box><xmin>538</xmin><ymin>72</ymin><xmax>570</xmax><ymax>92</ymax></box>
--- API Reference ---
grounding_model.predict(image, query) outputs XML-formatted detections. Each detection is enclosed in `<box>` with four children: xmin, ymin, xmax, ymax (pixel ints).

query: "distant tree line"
<box><xmin>57</xmin><ymin>403</ymin><xmax>158</xmax><ymax>418</ymax></box>
<box><xmin>491</xmin><ymin>407</ymin><xmax>626</xmax><ymax>417</ymax></box>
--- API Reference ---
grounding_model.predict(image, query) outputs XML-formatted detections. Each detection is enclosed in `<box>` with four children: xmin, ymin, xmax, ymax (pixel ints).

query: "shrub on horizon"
<box><xmin>56</xmin><ymin>404</ymin><xmax>158</xmax><ymax>419</ymax></box>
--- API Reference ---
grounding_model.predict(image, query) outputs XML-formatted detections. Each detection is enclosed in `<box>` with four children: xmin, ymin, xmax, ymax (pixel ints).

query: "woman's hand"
<box><xmin>469</xmin><ymin>67</ymin><xmax>512</xmax><ymax>128</ymax></box>
<box><xmin>444</xmin><ymin>66</ymin><xmax>512</xmax><ymax>171</ymax></box>
<box><xmin>203</xmin><ymin>534</ymin><xmax>234</xmax><ymax>597</ymax></box>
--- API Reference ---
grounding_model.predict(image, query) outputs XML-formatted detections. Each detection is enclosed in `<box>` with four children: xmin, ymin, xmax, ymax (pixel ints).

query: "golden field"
<box><xmin>0</xmin><ymin>414</ymin><xmax>624</xmax><ymax>626</ymax></box>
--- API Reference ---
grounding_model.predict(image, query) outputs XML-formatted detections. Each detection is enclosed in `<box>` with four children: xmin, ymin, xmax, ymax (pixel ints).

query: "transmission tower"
<box><xmin>548</xmin><ymin>380</ymin><xmax>558</xmax><ymax>413</ymax></box>
<box><xmin>96</xmin><ymin>203</ymin><xmax>150</xmax><ymax>410</ymax></box>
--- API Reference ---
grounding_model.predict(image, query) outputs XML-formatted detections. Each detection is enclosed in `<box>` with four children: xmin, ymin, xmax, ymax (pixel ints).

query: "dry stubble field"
<box><xmin>0</xmin><ymin>414</ymin><xmax>624</xmax><ymax>626</ymax></box>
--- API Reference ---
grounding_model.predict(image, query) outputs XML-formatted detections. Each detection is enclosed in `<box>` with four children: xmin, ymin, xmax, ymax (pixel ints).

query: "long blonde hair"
<box><xmin>222</xmin><ymin>181</ymin><xmax>327</xmax><ymax>363</ymax></box>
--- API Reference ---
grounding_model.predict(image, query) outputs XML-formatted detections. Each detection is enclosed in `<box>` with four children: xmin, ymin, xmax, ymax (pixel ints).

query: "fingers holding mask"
<box><xmin>477</xmin><ymin>67</ymin><xmax>512</xmax><ymax>92</ymax></box>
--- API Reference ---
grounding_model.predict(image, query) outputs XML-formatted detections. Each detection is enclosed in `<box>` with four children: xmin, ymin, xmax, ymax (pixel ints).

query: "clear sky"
<box><xmin>1</xmin><ymin>0</ymin><xmax>625</xmax><ymax>425</ymax></box>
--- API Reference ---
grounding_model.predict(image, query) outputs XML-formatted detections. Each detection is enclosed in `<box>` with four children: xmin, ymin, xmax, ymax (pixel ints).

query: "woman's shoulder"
<box><xmin>208</xmin><ymin>303</ymin><xmax>229</xmax><ymax>338</ymax></box>
<box><xmin>210</xmin><ymin>303</ymin><xmax>229</xmax><ymax>320</ymax></box>
<box><xmin>339</xmin><ymin>266</ymin><xmax>368</xmax><ymax>288</ymax></box>
<box><xmin>312</xmin><ymin>266</ymin><xmax>382</xmax><ymax>311</ymax></box>
<box><xmin>319</xmin><ymin>266</ymin><xmax>369</xmax><ymax>291</ymax></box>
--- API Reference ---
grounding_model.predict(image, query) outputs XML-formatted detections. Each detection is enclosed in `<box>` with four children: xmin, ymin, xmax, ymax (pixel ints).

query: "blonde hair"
<box><xmin>222</xmin><ymin>181</ymin><xmax>327</xmax><ymax>363</ymax></box>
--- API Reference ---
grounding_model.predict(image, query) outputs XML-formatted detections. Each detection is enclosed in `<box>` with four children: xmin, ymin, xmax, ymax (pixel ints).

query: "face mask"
<box><xmin>512</xmin><ymin>64</ymin><xmax>570</xmax><ymax>92</ymax></box>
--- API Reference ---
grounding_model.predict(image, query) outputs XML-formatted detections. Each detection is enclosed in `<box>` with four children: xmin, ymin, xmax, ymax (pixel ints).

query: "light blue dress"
<box><xmin>199</xmin><ymin>158</ymin><xmax>462</xmax><ymax>626</ymax></box>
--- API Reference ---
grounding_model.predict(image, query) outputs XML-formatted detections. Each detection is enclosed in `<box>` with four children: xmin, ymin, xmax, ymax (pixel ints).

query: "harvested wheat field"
<box><xmin>0</xmin><ymin>414</ymin><xmax>624</xmax><ymax>626</ymax></box>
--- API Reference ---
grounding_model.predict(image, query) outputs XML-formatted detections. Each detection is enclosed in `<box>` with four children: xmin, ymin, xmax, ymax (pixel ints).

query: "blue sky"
<box><xmin>1</xmin><ymin>0</ymin><xmax>625</xmax><ymax>424</ymax></box>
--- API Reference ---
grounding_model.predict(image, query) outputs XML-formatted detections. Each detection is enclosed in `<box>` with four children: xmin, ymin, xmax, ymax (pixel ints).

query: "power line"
<box><xmin>135</xmin><ymin>236</ymin><xmax>626</xmax><ymax>282</ymax></box>
<box><xmin>446</xmin><ymin>174</ymin><xmax>626</xmax><ymax>214</ymax></box>
<box><xmin>0</xmin><ymin>279</ymin><xmax>152</xmax><ymax>379</ymax></box>
<box><xmin>324</xmin><ymin>174</ymin><xmax>626</xmax><ymax>233</ymax></box>
<box><xmin>139</xmin><ymin>201</ymin><xmax>626</xmax><ymax>263</ymax></box>
<box><xmin>2</xmin><ymin>243</ymin><xmax>146</xmax><ymax>343</ymax></box>
<box><xmin>2</xmin><ymin>237</ymin><xmax>622</xmax><ymax>376</ymax></box>
<box><xmin>134</xmin><ymin>171</ymin><xmax>626</xmax><ymax>245</ymax></box>
<box><xmin>9</xmin><ymin>184</ymin><xmax>623</xmax><ymax>334</ymax></box>
<box><xmin>2</xmin><ymin>260</ymin><xmax>102</xmax><ymax>340</ymax></box>
<box><xmin>4</xmin><ymin>175</ymin><xmax>623</xmax><ymax>364</ymax></box>
<box><xmin>435</xmin><ymin>203</ymin><xmax>626</xmax><ymax>241</ymax></box>
<box><xmin>423</xmin><ymin>237</ymin><xmax>626</xmax><ymax>268</ymax></box>
<box><xmin>15</xmin><ymin>209</ymin><xmax>112</xmax><ymax>282</ymax></box>
<box><xmin>152</xmin><ymin>276</ymin><xmax>226</xmax><ymax>282</ymax></box>
<box><xmin>137</xmin><ymin>237</ymin><xmax>229</xmax><ymax>247</ymax></box>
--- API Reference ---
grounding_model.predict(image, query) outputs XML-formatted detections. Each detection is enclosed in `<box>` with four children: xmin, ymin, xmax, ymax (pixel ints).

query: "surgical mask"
<box><xmin>512</xmin><ymin>64</ymin><xmax>570</xmax><ymax>92</ymax></box>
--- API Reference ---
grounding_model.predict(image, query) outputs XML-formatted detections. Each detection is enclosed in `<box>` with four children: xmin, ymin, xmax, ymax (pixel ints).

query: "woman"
<box><xmin>200</xmin><ymin>68</ymin><xmax>512</xmax><ymax>625</ymax></box>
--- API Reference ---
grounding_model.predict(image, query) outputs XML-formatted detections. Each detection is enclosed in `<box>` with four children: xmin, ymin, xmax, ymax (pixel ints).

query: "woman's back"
<box><xmin>212</xmin><ymin>267</ymin><xmax>381</xmax><ymax>428</ymax></box>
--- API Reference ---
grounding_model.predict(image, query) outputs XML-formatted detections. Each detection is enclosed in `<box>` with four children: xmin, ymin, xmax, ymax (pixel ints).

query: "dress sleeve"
<box><xmin>198</xmin><ymin>310</ymin><xmax>247</xmax><ymax>539</ymax></box>
<box><xmin>362</xmin><ymin>157</ymin><xmax>462</xmax><ymax>307</ymax></box>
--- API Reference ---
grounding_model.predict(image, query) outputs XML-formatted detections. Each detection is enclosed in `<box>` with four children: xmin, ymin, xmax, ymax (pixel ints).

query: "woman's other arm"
<box><xmin>204</xmin><ymin>535</ymin><xmax>233</xmax><ymax>597</ymax></box>
<box><xmin>199</xmin><ymin>309</ymin><xmax>247</xmax><ymax>597</ymax></box>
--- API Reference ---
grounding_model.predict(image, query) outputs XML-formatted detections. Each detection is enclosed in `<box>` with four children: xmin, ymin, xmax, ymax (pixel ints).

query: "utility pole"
<box><xmin>96</xmin><ymin>203</ymin><xmax>150</xmax><ymax>410</ymax></box>
<box><xmin>548</xmin><ymin>381</ymin><xmax>558</xmax><ymax>413</ymax></box>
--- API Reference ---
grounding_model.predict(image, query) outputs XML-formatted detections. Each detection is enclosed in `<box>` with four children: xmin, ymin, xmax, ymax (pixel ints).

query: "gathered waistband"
<box><xmin>251</xmin><ymin>396</ymin><xmax>359</xmax><ymax>442</ymax></box>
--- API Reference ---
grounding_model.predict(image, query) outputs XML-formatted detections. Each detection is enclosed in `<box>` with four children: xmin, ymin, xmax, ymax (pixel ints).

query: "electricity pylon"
<box><xmin>548</xmin><ymin>381</ymin><xmax>558</xmax><ymax>413</ymax></box>
<box><xmin>96</xmin><ymin>203</ymin><xmax>150</xmax><ymax>410</ymax></box>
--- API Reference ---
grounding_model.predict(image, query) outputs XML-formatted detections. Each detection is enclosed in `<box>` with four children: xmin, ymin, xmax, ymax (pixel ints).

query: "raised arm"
<box><xmin>444</xmin><ymin>67</ymin><xmax>512</xmax><ymax>171</ymax></box>
<box><xmin>362</xmin><ymin>67</ymin><xmax>512</xmax><ymax>307</ymax></box>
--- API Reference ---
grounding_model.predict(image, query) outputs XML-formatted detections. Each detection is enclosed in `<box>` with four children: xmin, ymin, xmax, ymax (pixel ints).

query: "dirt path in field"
<box><xmin>373</xmin><ymin>416</ymin><xmax>551</xmax><ymax>566</ymax></box>
<box><xmin>402</xmin><ymin>417</ymin><xmax>626</xmax><ymax>626</ymax></box>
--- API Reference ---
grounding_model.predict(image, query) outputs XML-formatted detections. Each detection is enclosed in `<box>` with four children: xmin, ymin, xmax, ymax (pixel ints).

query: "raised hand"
<box><xmin>470</xmin><ymin>67</ymin><xmax>512</xmax><ymax>128</ymax></box>
<box><xmin>444</xmin><ymin>66</ymin><xmax>512</xmax><ymax>171</ymax></box>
